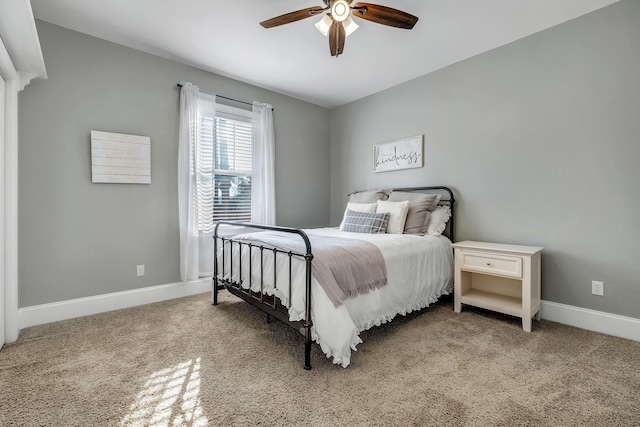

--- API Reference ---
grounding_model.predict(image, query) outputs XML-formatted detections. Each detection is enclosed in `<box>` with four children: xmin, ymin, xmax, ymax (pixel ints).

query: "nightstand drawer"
<box><xmin>461</xmin><ymin>251</ymin><xmax>522</xmax><ymax>278</ymax></box>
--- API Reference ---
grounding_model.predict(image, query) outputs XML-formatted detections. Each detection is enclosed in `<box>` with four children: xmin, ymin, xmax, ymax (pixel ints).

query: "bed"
<box><xmin>212</xmin><ymin>186</ymin><xmax>455</xmax><ymax>369</ymax></box>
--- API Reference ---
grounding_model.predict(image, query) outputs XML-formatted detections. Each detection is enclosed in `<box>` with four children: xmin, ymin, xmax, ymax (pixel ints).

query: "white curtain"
<box><xmin>178</xmin><ymin>82</ymin><xmax>216</xmax><ymax>281</ymax></box>
<box><xmin>251</xmin><ymin>102</ymin><xmax>276</xmax><ymax>225</ymax></box>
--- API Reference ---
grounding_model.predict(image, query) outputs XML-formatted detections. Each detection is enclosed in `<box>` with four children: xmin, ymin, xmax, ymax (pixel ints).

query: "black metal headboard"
<box><xmin>354</xmin><ymin>186</ymin><xmax>455</xmax><ymax>242</ymax></box>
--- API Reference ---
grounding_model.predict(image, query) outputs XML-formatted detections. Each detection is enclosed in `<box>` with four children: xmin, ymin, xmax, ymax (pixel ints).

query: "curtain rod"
<box><xmin>176</xmin><ymin>83</ymin><xmax>273</xmax><ymax>111</ymax></box>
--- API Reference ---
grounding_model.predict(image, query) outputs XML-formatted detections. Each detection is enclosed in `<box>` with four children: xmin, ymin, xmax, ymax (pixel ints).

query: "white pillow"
<box><xmin>375</xmin><ymin>200</ymin><xmax>410</xmax><ymax>234</ymax></box>
<box><xmin>426</xmin><ymin>205</ymin><xmax>452</xmax><ymax>236</ymax></box>
<box><xmin>339</xmin><ymin>202</ymin><xmax>377</xmax><ymax>230</ymax></box>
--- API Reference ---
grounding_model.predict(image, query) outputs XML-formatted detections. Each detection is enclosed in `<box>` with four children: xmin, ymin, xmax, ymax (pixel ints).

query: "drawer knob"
<box><xmin>486</xmin><ymin>262</ymin><xmax>491</xmax><ymax>266</ymax></box>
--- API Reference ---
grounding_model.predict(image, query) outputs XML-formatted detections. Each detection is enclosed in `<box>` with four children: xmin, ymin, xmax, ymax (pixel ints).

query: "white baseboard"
<box><xmin>541</xmin><ymin>300</ymin><xmax>640</xmax><ymax>342</ymax></box>
<box><xmin>16</xmin><ymin>288</ymin><xmax>640</xmax><ymax>343</ymax></box>
<box><xmin>18</xmin><ymin>278</ymin><xmax>213</xmax><ymax>330</ymax></box>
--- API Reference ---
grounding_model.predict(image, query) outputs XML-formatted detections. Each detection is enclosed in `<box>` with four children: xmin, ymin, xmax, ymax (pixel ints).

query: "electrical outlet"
<box><xmin>137</xmin><ymin>265</ymin><xmax>145</xmax><ymax>277</ymax></box>
<box><xmin>592</xmin><ymin>280</ymin><xmax>604</xmax><ymax>296</ymax></box>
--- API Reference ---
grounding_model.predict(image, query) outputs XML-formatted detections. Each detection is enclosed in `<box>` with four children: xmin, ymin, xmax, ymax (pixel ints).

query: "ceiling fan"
<box><xmin>260</xmin><ymin>0</ymin><xmax>418</xmax><ymax>57</ymax></box>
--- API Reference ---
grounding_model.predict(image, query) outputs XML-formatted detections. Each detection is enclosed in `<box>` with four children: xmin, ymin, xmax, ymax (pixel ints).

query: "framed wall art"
<box><xmin>91</xmin><ymin>130</ymin><xmax>151</xmax><ymax>184</ymax></box>
<box><xmin>373</xmin><ymin>135</ymin><xmax>423</xmax><ymax>173</ymax></box>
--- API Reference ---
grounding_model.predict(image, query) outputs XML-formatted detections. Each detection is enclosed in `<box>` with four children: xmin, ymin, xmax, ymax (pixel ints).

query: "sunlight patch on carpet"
<box><xmin>121</xmin><ymin>357</ymin><xmax>208</xmax><ymax>426</ymax></box>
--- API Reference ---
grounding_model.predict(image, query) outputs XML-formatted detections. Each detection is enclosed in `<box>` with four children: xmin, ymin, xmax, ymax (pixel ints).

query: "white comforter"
<box><xmin>218</xmin><ymin>228</ymin><xmax>453</xmax><ymax>367</ymax></box>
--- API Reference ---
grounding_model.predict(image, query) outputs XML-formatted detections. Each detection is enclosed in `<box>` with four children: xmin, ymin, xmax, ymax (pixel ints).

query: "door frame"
<box><xmin>0</xmin><ymin>74</ymin><xmax>5</xmax><ymax>347</ymax></box>
<box><xmin>0</xmin><ymin>37</ymin><xmax>19</xmax><ymax>346</ymax></box>
<box><xmin>0</xmin><ymin>1</ymin><xmax>47</xmax><ymax>347</ymax></box>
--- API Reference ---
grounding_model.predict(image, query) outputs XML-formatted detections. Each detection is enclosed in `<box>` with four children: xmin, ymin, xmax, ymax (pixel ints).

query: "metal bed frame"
<box><xmin>212</xmin><ymin>186</ymin><xmax>455</xmax><ymax>370</ymax></box>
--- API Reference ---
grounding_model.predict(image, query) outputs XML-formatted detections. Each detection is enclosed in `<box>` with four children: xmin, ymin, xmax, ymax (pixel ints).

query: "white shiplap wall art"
<box><xmin>90</xmin><ymin>130</ymin><xmax>151</xmax><ymax>184</ymax></box>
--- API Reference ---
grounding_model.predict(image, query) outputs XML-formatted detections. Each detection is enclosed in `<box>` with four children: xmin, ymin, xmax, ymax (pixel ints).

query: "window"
<box><xmin>197</xmin><ymin>101</ymin><xmax>253</xmax><ymax>232</ymax></box>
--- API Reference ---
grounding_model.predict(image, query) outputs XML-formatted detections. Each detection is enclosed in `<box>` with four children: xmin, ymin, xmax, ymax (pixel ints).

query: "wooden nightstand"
<box><xmin>451</xmin><ymin>241</ymin><xmax>543</xmax><ymax>332</ymax></box>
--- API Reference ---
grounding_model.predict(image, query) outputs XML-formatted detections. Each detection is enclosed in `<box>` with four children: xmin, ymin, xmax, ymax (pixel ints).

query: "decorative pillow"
<box><xmin>387</xmin><ymin>192</ymin><xmax>441</xmax><ymax>235</ymax></box>
<box><xmin>375</xmin><ymin>199</ymin><xmax>410</xmax><ymax>234</ymax></box>
<box><xmin>339</xmin><ymin>202</ymin><xmax>377</xmax><ymax>230</ymax></box>
<box><xmin>426</xmin><ymin>205</ymin><xmax>452</xmax><ymax>236</ymax></box>
<box><xmin>341</xmin><ymin>210</ymin><xmax>390</xmax><ymax>234</ymax></box>
<box><xmin>347</xmin><ymin>189</ymin><xmax>391</xmax><ymax>203</ymax></box>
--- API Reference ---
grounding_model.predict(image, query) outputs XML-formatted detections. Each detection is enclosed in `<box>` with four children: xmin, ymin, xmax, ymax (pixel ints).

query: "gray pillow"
<box><xmin>347</xmin><ymin>189</ymin><xmax>391</xmax><ymax>203</ymax></box>
<box><xmin>387</xmin><ymin>192</ymin><xmax>441</xmax><ymax>235</ymax></box>
<box><xmin>341</xmin><ymin>210</ymin><xmax>390</xmax><ymax>234</ymax></box>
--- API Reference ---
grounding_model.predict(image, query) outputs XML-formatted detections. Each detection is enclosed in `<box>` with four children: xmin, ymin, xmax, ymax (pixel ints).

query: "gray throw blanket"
<box><xmin>237</xmin><ymin>231</ymin><xmax>387</xmax><ymax>307</ymax></box>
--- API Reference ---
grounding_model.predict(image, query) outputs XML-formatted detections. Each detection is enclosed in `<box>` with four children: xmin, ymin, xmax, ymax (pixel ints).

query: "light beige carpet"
<box><xmin>1</xmin><ymin>291</ymin><xmax>639</xmax><ymax>426</ymax></box>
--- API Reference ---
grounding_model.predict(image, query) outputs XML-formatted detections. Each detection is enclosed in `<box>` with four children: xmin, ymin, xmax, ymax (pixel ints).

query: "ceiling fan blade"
<box><xmin>351</xmin><ymin>2</ymin><xmax>418</xmax><ymax>29</ymax></box>
<box><xmin>328</xmin><ymin>20</ymin><xmax>346</xmax><ymax>57</ymax></box>
<box><xmin>260</xmin><ymin>6</ymin><xmax>327</xmax><ymax>28</ymax></box>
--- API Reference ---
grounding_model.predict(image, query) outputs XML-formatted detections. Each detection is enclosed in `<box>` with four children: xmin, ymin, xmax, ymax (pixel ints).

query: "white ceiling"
<box><xmin>31</xmin><ymin>0</ymin><xmax>619</xmax><ymax>108</ymax></box>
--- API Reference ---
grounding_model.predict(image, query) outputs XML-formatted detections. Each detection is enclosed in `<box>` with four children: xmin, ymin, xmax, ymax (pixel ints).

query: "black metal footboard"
<box><xmin>213</xmin><ymin>222</ymin><xmax>314</xmax><ymax>370</ymax></box>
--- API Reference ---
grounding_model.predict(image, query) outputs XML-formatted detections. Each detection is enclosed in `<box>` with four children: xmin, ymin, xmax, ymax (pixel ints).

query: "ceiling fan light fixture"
<box><xmin>342</xmin><ymin>15</ymin><xmax>359</xmax><ymax>37</ymax></box>
<box><xmin>261</xmin><ymin>1</ymin><xmax>419</xmax><ymax>57</ymax></box>
<box><xmin>315</xmin><ymin>14</ymin><xmax>333</xmax><ymax>37</ymax></box>
<box><xmin>331</xmin><ymin>0</ymin><xmax>350</xmax><ymax>22</ymax></box>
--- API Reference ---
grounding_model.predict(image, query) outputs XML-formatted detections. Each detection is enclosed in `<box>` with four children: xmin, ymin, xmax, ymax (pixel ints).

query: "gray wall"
<box><xmin>18</xmin><ymin>21</ymin><xmax>330</xmax><ymax>307</ymax></box>
<box><xmin>330</xmin><ymin>0</ymin><xmax>640</xmax><ymax>319</ymax></box>
<box><xmin>19</xmin><ymin>1</ymin><xmax>640</xmax><ymax>320</ymax></box>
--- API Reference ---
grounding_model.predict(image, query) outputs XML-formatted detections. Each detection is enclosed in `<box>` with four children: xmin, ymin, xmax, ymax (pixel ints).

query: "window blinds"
<box><xmin>213</xmin><ymin>116</ymin><xmax>253</xmax><ymax>223</ymax></box>
<box><xmin>196</xmin><ymin>103</ymin><xmax>253</xmax><ymax>233</ymax></box>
